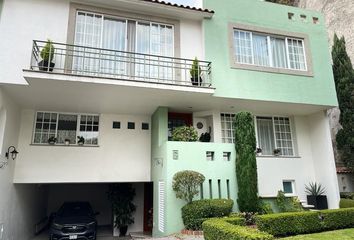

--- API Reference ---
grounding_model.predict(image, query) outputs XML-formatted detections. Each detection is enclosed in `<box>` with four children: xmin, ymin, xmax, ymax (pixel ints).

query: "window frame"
<box><xmin>228</xmin><ymin>22</ymin><xmax>313</xmax><ymax>76</ymax></box>
<box><xmin>254</xmin><ymin>115</ymin><xmax>296</xmax><ymax>157</ymax></box>
<box><xmin>32</xmin><ymin>111</ymin><xmax>100</xmax><ymax>146</ymax></box>
<box><xmin>282</xmin><ymin>180</ymin><xmax>296</xmax><ymax>196</ymax></box>
<box><xmin>220</xmin><ymin>113</ymin><xmax>236</xmax><ymax>143</ymax></box>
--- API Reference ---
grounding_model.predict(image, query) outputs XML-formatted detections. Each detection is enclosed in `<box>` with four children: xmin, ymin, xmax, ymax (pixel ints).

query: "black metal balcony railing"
<box><xmin>30</xmin><ymin>40</ymin><xmax>212</xmax><ymax>87</ymax></box>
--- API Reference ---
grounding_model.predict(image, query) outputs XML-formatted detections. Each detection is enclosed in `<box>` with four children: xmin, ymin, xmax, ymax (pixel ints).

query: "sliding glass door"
<box><xmin>73</xmin><ymin>10</ymin><xmax>174</xmax><ymax>82</ymax></box>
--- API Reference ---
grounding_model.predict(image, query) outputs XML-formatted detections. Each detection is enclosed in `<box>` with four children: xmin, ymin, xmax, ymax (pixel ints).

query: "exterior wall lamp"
<box><xmin>5</xmin><ymin>146</ymin><xmax>19</xmax><ymax>160</ymax></box>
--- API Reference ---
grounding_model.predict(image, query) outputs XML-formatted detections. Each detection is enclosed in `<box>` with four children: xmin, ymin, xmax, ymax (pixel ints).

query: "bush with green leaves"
<box><xmin>172</xmin><ymin>170</ymin><xmax>205</xmax><ymax>203</ymax></box>
<box><xmin>234</xmin><ymin>112</ymin><xmax>259</xmax><ymax>212</ymax></box>
<box><xmin>107</xmin><ymin>183</ymin><xmax>136</xmax><ymax>229</ymax></box>
<box><xmin>256</xmin><ymin>208</ymin><xmax>354</xmax><ymax>236</ymax></box>
<box><xmin>305</xmin><ymin>182</ymin><xmax>326</xmax><ymax>196</ymax></box>
<box><xmin>275</xmin><ymin>191</ymin><xmax>303</xmax><ymax>212</ymax></box>
<box><xmin>190</xmin><ymin>57</ymin><xmax>201</xmax><ymax>79</ymax></box>
<box><xmin>172</xmin><ymin>126</ymin><xmax>198</xmax><ymax>142</ymax></box>
<box><xmin>40</xmin><ymin>39</ymin><xmax>55</xmax><ymax>62</ymax></box>
<box><xmin>181</xmin><ymin>199</ymin><xmax>234</xmax><ymax>230</ymax></box>
<box><xmin>340</xmin><ymin>198</ymin><xmax>354</xmax><ymax>208</ymax></box>
<box><xmin>332</xmin><ymin>34</ymin><xmax>354</xmax><ymax>171</ymax></box>
<box><xmin>340</xmin><ymin>192</ymin><xmax>354</xmax><ymax>200</ymax></box>
<box><xmin>203</xmin><ymin>217</ymin><xmax>273</xmax><ymax>240</ymax></box>
<box><xmin>258</xmin><ymin>201</ymin><xmax>274</xmax><ymax>215</ymax></box>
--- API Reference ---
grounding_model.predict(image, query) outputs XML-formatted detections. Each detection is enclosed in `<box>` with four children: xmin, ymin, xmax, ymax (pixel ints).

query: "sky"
<box><xmin>169</xmin><ymin>0</ymin><xmax>198</xmax><ymax>6</ymax></box>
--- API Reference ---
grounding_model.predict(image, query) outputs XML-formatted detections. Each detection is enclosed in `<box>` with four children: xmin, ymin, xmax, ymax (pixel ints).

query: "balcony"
<box><xmin>29</xmin><ymin>40</ymin><xmax>212</xmax><ymax>88</ymax></box>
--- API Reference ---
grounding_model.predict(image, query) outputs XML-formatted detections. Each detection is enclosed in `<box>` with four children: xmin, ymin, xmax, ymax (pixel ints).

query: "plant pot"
<box><xmin>38</xmin><ymin>60</ymin><xmax>55</xmax><ymax>72</ymax></box>
<box><xmin>64</xmin><ymin>141</ymin><xmax>70</xmax><ymax>145</ymax></box>
<box><xmin>119</xmin><ymin>226</ymin><xmax>128</xmax><ymax>237</ymax></box>
<box><xmin>78</xmin><ymin>142</ymin><xmax>84</xmax><ymax>146</ymax></box>
<box><xmin>191</xmin><ymin>77</ymin><xmax>203</xmax><ymax>86</ymax></box>
<box><xmin>307</xmin><ymin>195</ymin><xmax>328</xmax><ymax>210</ymax></box>
<box><xmin>48</xmin><ymin>141</ymin><xmax>56</xmax><ymax>145</ymax></box>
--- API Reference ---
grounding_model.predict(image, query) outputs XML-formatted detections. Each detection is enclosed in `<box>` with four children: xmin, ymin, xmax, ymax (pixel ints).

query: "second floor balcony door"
<box><xmin>73</xmin><ymin>11</ymin><xmax>174</xmax><ymax>82</ymax></box>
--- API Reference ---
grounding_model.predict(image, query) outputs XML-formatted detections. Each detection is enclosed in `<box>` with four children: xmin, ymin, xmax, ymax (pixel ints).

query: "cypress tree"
<box><xmin>331</xmin><ymin>34</ymin><xmax>354</xmax><ymax>170</ymax></box>
<box><xmin>234</xmin><ymin>112</ymin><xmax>259</xmax><ymax>212</ymax></box>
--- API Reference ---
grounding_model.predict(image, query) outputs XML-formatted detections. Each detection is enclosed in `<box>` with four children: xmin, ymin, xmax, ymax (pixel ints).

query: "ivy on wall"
<box><xmin>234</xmin><ymin>112</ymin><xmax>259</xmax><ymax>212</ymax></box>
<box><xmin>332</xmin><ymin>34</ymin><xmax>354</xmax><ymax>171</ymax></box>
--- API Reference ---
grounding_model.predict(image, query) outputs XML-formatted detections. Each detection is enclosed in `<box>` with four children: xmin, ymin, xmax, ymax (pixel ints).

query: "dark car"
<box><xmin>49</xmin><ymin>202</ymin><xmax>98</xmax><ymax>240</ymax></box>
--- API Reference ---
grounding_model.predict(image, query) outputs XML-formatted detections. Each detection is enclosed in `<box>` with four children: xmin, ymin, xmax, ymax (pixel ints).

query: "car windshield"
<box><xmin>58</xmin><ymin>203</ymin><xmax>93</xmax><ymax>217</ymax></box>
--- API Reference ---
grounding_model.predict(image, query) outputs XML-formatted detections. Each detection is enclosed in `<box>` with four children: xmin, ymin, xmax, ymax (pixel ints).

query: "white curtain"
<box><xmin>234</xmin><ymin>30</ymin><xmax>253</xmax><ymax>64</ymax></box>
<box><xmin>252</xmin><ymin>34</ymin><xmax>269</xmax><ymax>67</ymax></box>
<box><xmin>271</xmin><ymin>37</ymin><xmax>288</xmax><ymax>68</ymax></box>
<box><xmin>74</xmin><ymin>12</ymin><xmax>103</xmax><ymax>74</ymax></box>
<box><xmin>256</xmin><ymin>117</ymin><xmax>275</xmax><ymax>155</ymax></box>
<box><xmin>101</xmin><ymin>18</ymin><xmax>127</xmax><ymax>76</ymax></box>
<box><xmin>136</xmin><ymin>22</ymin><xmax>150</xmax><ymax>78</ymax></box>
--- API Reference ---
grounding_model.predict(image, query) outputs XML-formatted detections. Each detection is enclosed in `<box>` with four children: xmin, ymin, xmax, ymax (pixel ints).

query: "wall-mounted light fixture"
<box><xmin>5</xmin><ymin>146</ymin><xmax>19</xmax><ymax>160</ymax></box>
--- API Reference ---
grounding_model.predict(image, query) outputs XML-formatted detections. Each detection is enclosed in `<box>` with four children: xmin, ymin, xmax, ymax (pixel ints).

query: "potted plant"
<box><xmin>172</xmin><ymin>126</ymin><xmax>198</xmax><ymax>142</ymax></box>
<box><xmin>256</xmin><ymin>148</ymin><xmax>262</xmax><ymax>156</ymax></box>
<box><xmin>77</xmin><ymin>136</ymin><xmax>85</xmax><ymax>145</ymax></box>
<box><xmin>107</xmin><ymin>183</ymin><xmax>136</xmax><ymax>237</ymax></box>
<box><xmin>38</xmin><ymin>39</ymin><xmax>55</xmax><ymax>72</ymax></box>
<box><xmin>190</xmin><ymin>57</ymin><xmax>202</xmax><ymax>86</ymax></box>
<box><xmin>64</xmin><ymin>139</ymin><xmax>70</xmax><ymax>145</ymax></box>
<box><xmin>305</xmin><ymin>182</ymin><xmax>328</xmax><ymax>210</ymax></box>
<box><xmin>48</xmin><ymin>136</ymin><xmax>57</xmax><ymax>145</ymax></box>
<box><xmin>273</xmin><ymin>148</ymin><xmax>281</xmax><ymax>156</ymax></box>
<box><xmin>199</xmin><ymin>132</ymin><xmax>211</xmax><ymax>142</ymax></box>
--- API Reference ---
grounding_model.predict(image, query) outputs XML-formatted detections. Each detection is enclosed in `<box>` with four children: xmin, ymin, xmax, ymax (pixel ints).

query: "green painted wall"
<box><xmin>151</xmin><ymin>107</ymin><xmax>237</xmax><ymax>236</ymax></box>
<box><xmin>204</xmin><ymin>0</ymin><xmax>338</xmax><ymax>107</ymax></box>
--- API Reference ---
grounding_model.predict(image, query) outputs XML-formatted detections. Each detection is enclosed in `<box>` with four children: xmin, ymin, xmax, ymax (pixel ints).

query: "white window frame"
<box><xmin>220</xmin><ymin>113</ymin><xmax>236</xmax><ymax>143</ymax></box>
<box><xmin>282</xmin><ymin>180</ymin><xmax>296</xmax><ymax>196</ymax></box>
<box><xmin>32</xmin><ymin>111</ymin><xmax>100</xmax><ymax>146</ymax></box>
<box><xmin>233</xmin><ymin>29</ymin><xmax>307</xmax><ymax>71</ymax></box>
<box><xmin>254</xmin><ymin>116</ymin><xmax>295</xmax><ymax>157</ymax></box>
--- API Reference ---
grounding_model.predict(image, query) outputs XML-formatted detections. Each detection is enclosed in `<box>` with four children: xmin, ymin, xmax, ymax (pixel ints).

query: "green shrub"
<box><xmin>340</xmin><ymin>198</ymin><xmax>354</xmax><ymax>208</ymax></box>
<box><xmin>181</xmin><ymin>199</ymin><xmax>234</xmax><ymax>230</ymax></box>
<box><xmin>275</xmin><ymin>191</ymin><xmax>303</xmax><ymax>212</ymax></box>
<box><xmin>340</xmin><ymin>192</ymin><xmax>354</xmax><ymax>200</ymax></box>
<box><xmin>203</xmin><ymin>218</ymin><xmax>274</xmax><ymax>240</ymax></box>
<box><xmin>256</xmin><ymin>208</ymin><xmax>354</xmax><ymax>236</ymax></box>
<box><xmin>234</xmin><ymin>112</ymin><xmax>259</xmax><ymax>212</ymax></box>
<box><xmin>172</xmin><ymin>126</ymin><xmax>198</xmax><ymax>142</ymax></box>
<box><xmin>40</xmin><ymin>39</ymin><xmax>55</xmax><ymax>62</ymax></box>
<box><xmin>259</xmin><ymin>201</ymin><xmax>274</xmax><ymax>215</ymax></box>
<box><xmin>172</xmin><ymin>170</ymin><xmax>205</xmax><ymax>203</ymax></box>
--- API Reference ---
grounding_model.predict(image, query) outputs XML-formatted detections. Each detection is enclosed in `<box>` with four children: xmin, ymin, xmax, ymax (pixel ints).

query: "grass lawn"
<box><xmin>282</xmin><ymin>228</ymin><xmax>354</xmax><ymax>239</ymax></box>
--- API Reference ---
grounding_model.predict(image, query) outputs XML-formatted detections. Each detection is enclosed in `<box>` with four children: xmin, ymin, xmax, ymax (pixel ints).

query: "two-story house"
<box><xmin>0</xmin><ymin>0</ymin><xmax>339</xmax><ymax>239</ymax></box>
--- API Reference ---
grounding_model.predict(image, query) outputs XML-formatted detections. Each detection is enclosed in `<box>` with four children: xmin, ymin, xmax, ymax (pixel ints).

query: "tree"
<box><xmin>332</xmin><ymin>34</ymin><xmax>354</xmax><ymax>170</ymax></box>
<box><xmin>172</xmin><ymin>170</ymin><xmax>205</xmax><ymax>203</ymax></box>
<box><xmin>234</xmin><ymin>112</ymin><xmax>259</xmax><ymax>212</ymax></box>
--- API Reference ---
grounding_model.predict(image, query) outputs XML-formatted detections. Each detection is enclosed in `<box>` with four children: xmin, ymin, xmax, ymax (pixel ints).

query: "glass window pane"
<box><xmin>283</xmin><ymin>181</ymin><xmax>293</xmax><ymax>194</ymax></box>
<box><xmin>256</xmin><ymin>117</ymin><xmax>275</xmax><ymax>155</ymax></box>
<box><xmin>252</xmin><ymin>34</ymin><xmax>269</xmax><ymax>67</ymax></box>
<box><xmin>57</xmin><ymin>114</ymin><xmax>78</xmax><ymax>144</ymax></box>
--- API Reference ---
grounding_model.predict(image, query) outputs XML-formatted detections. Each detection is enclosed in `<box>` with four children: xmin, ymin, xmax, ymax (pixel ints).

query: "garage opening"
<box><xmin>31</xmin><ymin>182</ymin><xmax>153</xmax><ymax>240</ymax></box>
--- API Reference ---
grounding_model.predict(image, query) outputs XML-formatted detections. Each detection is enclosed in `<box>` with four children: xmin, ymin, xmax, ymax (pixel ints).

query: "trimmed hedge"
<box><xmin>203</xmin><ymin>218</ymin><xmax>273</xmax><ymax>240</ymax></box>
<box><xmin>340</xmin><ymin>198</ymin><xmax>354</xmax><ymax>208</ymax></box>
<box><xmin>256</xmin><ymin>208</ymin><xmax>354</xmax><ymax>236</ymax></box>
<box><xmin>340</xmin><ymin>192</ymin><xmax>354</xmax><ymax>200</ymax></box>
<box><xmin>182</xmin><ymin>199</ymin><xmax>234</xmax><ymax>230</ymax></box>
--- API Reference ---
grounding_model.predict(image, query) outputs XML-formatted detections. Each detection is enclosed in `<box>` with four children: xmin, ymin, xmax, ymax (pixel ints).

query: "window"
<box><xmin>221</xmin><ymin>113</ymin><xmax>235</xmax><ymax>143</ymax></box>
<box><xmin>142</xmin><ymin>123</ymin><xmax>149</xmax><ymax>130</ymax></box>
<box><xmin>255</xmin><ymin>116</ymin><xmax>294</xmax><ymax>156</ymax></box>
<box><xmin>283</xmin><ymin>180</ymin><xmax>295</xmax><ymax>195</ymax></box>
<box><xmin>33</xmin><ymin>112</ymin><xmax>99</xmax><ymax>145</ymax></box>
<box><xmin>127</xmin><ymin>122</ymin><xmax>135</xmax><ymax>129</ymax></box>
<box><xmin>74</xmin><ymin>11</ymin><xmax>174</xmax><ymax>79</ymax></box>
<box><xmin>112</xmin><ymin>121</ymin><xmax>121</xmax><ymax>129</ymax></box>
<box><xmin>223</xmin><ymin>152</ymin><xmax>231</xmax><ymax>161</ymax></box>
<box><xmin>232</xmin><ymin>28</ymin><xmax>307</xmax><ymax>72</ymax></box>
<box><xmin>206</xmin><ymin>151</ymin><xmax>214</xmax><ymax>161</ymax></box>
